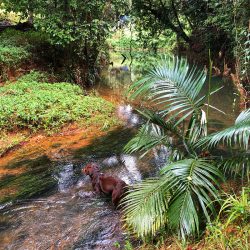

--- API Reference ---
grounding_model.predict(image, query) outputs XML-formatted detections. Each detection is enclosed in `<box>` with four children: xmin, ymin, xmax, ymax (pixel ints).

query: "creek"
<box><xmin>0</xmin><ymin>53</ymin><xmax>241</xmax><ymax>249</ymax></box>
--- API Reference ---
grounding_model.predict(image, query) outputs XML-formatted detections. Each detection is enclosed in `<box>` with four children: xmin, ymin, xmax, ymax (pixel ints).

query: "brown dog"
<box><xmin>82</xmin><ymin>163</ymin><xmax>127</xmax><ymax>207</ymax></box>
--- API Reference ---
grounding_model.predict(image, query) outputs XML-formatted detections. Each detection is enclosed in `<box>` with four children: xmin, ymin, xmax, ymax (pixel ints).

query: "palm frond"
<box><xmin>186</xmin><ymin>110</ymin><xmax>207</xmax><ymax>145</ymax></box>
<box><xmin>122</xmin><ymin>158</ymin><xmax>223</xmax><ymax>240</ymax></box>
<box><xmin>184</xmin><ymin>110</ymin><xmax>208</xmax><ymax>156</ymax></box>
<box><xmin>136</xmin><ymin>109</ymin><xmax>182</xmax><ymax>137</ymax></box>
<box><xmin>124</xmin><ymin>122</ymin><xmax>171</xmax><ymax>157</ymax></box>
<box><xmin>220</xmin><ymin>152</ymin><xmax>250</xmax><ymax>181</ymax></box>
<box><xmin>161</xmin><ymin>159</ymin><xmax>223</xmax><ymax>239</ymax></box>
<box><xmin>168</xmin><ymin>148</ymin><xmax>185</xmax><ymax>162</ymax></box>
<box><xmin>128</xmin><ymin>56</ymin><xmax>207</xmax><ymax>126</ymax></box>
<box><xmin>121</xmin><ymin>178</ymin><xmax>172</xmax><ymax>237</ymax></box>
<box><xmin>197</xmin><ymin>109</ymin><xmax>250</xmax><ymax>150</ymax></box>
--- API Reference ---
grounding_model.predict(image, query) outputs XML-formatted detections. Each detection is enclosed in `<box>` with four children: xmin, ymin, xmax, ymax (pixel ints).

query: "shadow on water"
<box><xmin>0</xmin><ymin>156</ymin><xmax>57</xmax><ymax>204</ymax></box>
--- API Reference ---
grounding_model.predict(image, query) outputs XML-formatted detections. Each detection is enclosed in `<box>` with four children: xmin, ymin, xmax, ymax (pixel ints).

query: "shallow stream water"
<box><xmin>0</xmin><ymin>104</ymin><xmax>168</xmax><ymax>249</ymax></box>
<box><xmin>0</xmin><ymin>53</ymin><xmax>241</xmax><ymax>249</ymax></box>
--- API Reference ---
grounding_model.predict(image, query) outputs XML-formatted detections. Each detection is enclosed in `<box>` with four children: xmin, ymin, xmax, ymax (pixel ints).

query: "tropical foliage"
<box><xmin>1</xmin><ymin>0</ymin><xmax>128</xmax><ymax>84</ymax></box>
<box><xmin>204</xmin><ymin>188</ymin><xmax>250</xmax><ymax>250</ymax></box>
<box><xmin>0</xmin><ymin>28</ymin><xmax>52</xmax><ymax>81</ymax></box>
<box><xmin>122</xmin><ymin>56</ymin><xmax>250</xmax><ymax>240</ymax></box>
<box><xmin>131</xmin><ymin>0</ymin><xmax>250</xmax><ymax>83</ymax></box>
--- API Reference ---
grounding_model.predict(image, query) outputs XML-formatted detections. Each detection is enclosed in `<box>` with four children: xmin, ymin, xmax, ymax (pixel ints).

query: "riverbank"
<box><xmin>0</xmin><ymin>71</ymin><xmax>122</xmax><ymax>158</ymax></box>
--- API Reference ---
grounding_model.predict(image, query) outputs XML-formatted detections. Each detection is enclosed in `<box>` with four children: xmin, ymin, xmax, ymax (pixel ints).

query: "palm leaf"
<box><xmin>124</xmin><ymin>122</ymin><xmax>171</xmax><ymax>157</ymax></box>
<box><xmin>128</xmin><ymin>56</ymin><xmax>207</xmax><ymax>126</ymax></box>
<box><xmin>184</xmin><ymin>110</ymin><xmax>208</xmax><ymax>156</ymax></box>
<box><xmin>161</xmin><ymin>159</ymin><xmax>223</xmax><ymax>239</ymax></box>
<box><xmin>121</xmin><ymin>178</ymin><xmax>172</xmax><ymax>237</ymax></box>
<box><xmin>136</xmin><ymin>109</ymin><xmax>182</xmax><ymax>137</ymax></box>
<box><xmin>220</xmin><ymin>152</ymin><xmax>250</xmax><ymax>181</ymax></box>
<box><xmin>122</xmin><ymin>158</ymin><xmax>223</xmax><ymax>239</ymax></box>
<box><xmin>185</xmin><ymin>110</ymin><xmax>207</xmax><ymax>145</ymax></box>
<box><xmin>197</xmin><ymin>109</ymin><xmax>250</xmax><ymax>150</ymax></box>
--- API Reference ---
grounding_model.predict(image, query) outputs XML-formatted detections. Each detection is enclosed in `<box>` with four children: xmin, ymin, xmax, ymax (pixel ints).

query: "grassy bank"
<box><xmin>0</xmin><ymin>71</ymin><xmax>120</xmax><ymax>155</ymax></box>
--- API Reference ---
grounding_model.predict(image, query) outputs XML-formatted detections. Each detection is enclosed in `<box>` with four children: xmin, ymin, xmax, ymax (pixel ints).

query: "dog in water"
<box><xmin>82</xmin><ymin>163</ymin><xmax>127</xmax><ymax>207</ymax></box>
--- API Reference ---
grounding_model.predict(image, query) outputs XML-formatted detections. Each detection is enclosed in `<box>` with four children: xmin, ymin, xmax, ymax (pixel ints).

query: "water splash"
<box><xmin>54</xmin><ymin>163</ymin><xmax>75</xmax><ymax>193</ymax></box>
<box><xmin>117</xmin><ymin>105</ymin><xmax>140</xmax><ymax>127</ymax></box>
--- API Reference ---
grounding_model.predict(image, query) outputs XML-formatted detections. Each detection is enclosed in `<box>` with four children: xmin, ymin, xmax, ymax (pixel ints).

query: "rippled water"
<box><xmin>0</xmin><ymin>103</ymin><xmax>168</xmax><ymax>250</ymax></box>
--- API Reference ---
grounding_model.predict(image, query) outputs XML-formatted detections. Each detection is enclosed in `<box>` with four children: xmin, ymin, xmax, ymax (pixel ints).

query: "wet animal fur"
<box><xmin>82</xmin><ymin>163</ymin><xmax>127</xmax><ymax>207</ymax></box>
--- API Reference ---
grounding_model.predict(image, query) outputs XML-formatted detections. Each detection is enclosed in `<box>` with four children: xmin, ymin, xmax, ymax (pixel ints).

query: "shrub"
<box><xmin>0</xmin><ymin>45</ymin><xmax>29</xmax><ymax>67</ymax></box>
<box><xmin>0</xmin><ymin>29</ymin><xmax>49</xmax><ymax>48</ymax></box>
<box><xmin>0</xmin><ymin>29</ymin><xmax>53</xmax><ymax>81</ymax></box>
<box><xmin>0</xmin><ymin>72</ymin><xmax>116</xmax><ymax>131</ymax></box>
<box><xmin>0</xmin><ymin>30</ymin><xmax>31</xmax><ymax>80</ymax></box>
<box><xmin>0</xmin><ymin>44</ymin><xmax>30</xmax><ymax>80</ymax></box>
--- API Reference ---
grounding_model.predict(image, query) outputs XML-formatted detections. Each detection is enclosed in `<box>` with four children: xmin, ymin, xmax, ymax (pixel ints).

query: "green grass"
<box><xmin>203</xmin><ymin>187</ymin><xmax>250</xmax><ymax>250</ymax></box>
<box><xmin>0</xmin><ymin>72</ymin><xmax>117</xmax><ymax>131</ymax></box>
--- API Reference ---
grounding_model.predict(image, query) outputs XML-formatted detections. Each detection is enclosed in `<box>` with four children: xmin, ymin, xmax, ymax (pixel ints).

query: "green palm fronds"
<box><xmin>124</xmin><ymin>122</ymin><xmax>170</xmax><ymax>157</ymax></box>
<box><xmin>122</xmin><ymin>178</ymin><xmax>171</xmax><ymax>238</ymax></box>
<box><xmin>198</xmin><ymin>109</ymin><xmax>250</xmax><ymax>150</ymax></box>
<box><xmin>123</xmin><ymin>55</ymin><xmax>249</xmax><ymax>242</ymax></box>
<box><xmin>129</xmin><ymin>56</ymin><xmax>207</xmax><ymax>125</ymax></box>
<box><xmin>122</xmin><ymin>159</ymin><xmax>223</xmax><ymax>239</ymax></box>
<box><xmin>220</xmin><ymin>153</ymin><xmax>250</xmax><ymax>181</ymax></box>
<box><xmin>136</xmin><ymin>109</ymin><xmax>182</xmax><ymax>137</ymax></box>
<box><xmin>161</xmin><ymin>159</ymin><xmax>222</xmax><ymax>238</ymax></box>
<box><xmin>186</xmin><ymin>110</ymin><xmax>207</xmax><ymax>145</ymax></box>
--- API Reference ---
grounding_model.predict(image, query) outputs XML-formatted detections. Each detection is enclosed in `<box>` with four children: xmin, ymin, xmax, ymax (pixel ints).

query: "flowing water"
<box><xmin>0</xmin><ymin>52</ymin><xmax>241</xmax><ymax>250</ymax></box>
<box><xmin>0</xmin><ymin>105</ymin><xmax>167</xmax><ymax>250</ymax></box>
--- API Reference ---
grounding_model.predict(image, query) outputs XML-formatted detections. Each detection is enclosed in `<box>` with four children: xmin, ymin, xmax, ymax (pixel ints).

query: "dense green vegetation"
<box><xmin>0</xmin><ymin>0</ymin><xmax>249</xmax><ymax>249</ymax></box>
<box><xmin>131</xmin><ymin>0</ymin><xmax>250</xmax><ymax>84</ymax></box>
<box><xmin>0</xmin><ymin>45</ymin><xmax>29</xmax><ymax>78</ymax></box>
<box><xmin>122</xmin><ymin>56</ymin><xmax>250</xmax><ymax>242</ymax></box>
<box><xmin>0</xmin><ymin>30</ymin><xmax>29</xmax><ymax>81</ymax></box>
<box><xmin>0</xmin><ymin>72</ymin><xmax>117</xmax><ymax>131</ymax></box>
<box><xmin>1</xmin><ymin>1</ymin><xmax>249</xmax><ymax>88</ymax></box>
<box><xmin>0</xmin><ymin>28</ymin><xmax>52</xmax><ymax>81</ymax></box>
<box><xmin>1</xmin><ymin>0</ymin><xmax>128</xmax><ymax>84</ymax></box>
